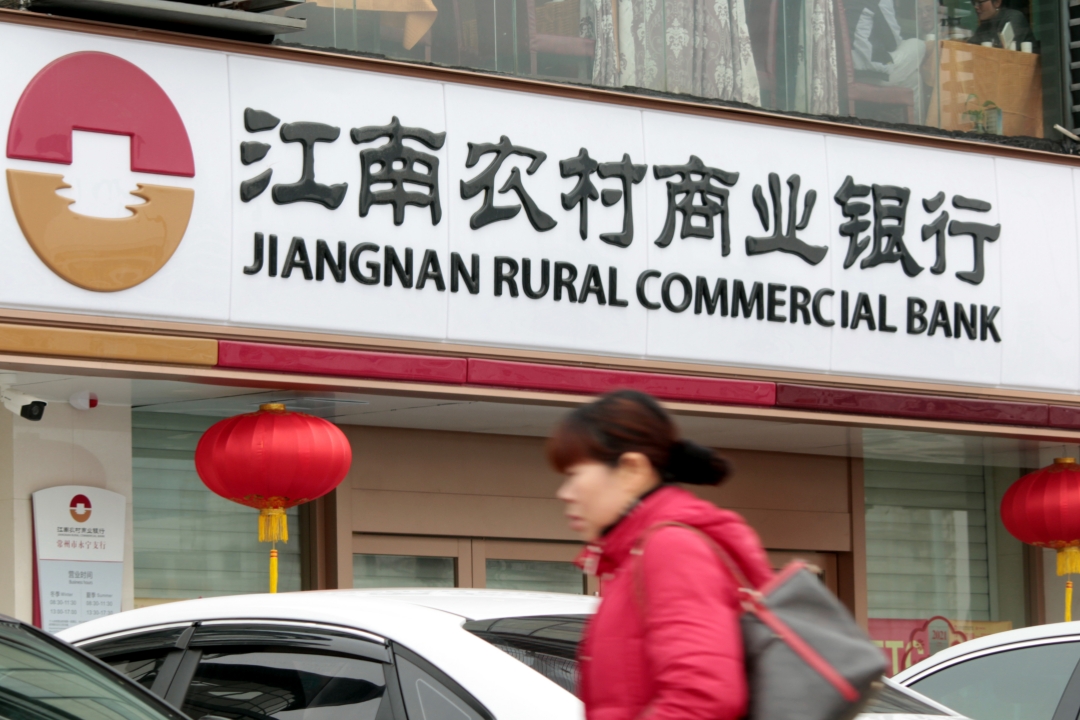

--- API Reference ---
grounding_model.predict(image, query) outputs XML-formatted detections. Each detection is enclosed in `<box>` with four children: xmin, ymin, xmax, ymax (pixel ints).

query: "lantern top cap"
<box><xmin>1055</xmin><ymin>457</ymin><xmax>1077</xmax><ymax>465</ymax></box>
<box><xmin>259</xmin><ymin>403</ymin><xmax>287</xmax><ymax>413</ymax></box>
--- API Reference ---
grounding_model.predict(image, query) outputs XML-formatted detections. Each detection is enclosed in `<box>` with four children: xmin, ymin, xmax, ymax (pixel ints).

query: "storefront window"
<box><xmin>353</xmin><ymin>553</ymin><xmax>457</xmax><ymax>587</ymax></box>
<box><xmin>132</xmin><ymin>412</ymin><xmax>301</xmax><ymax>605</ymax></box>
<box><xmin>865</xmin><ymin>456</ymin><xmax>1026</xmax><ymax>676</ymax></box>
<box><xmin>270</xmin><ymin>0</ymin><xmax>1066</xmax><ymax>140</ymax></box>
<box><xmin>484</xmin><ymin>559</ymin><xmax>585</xmax><ymax>593</ymax></box>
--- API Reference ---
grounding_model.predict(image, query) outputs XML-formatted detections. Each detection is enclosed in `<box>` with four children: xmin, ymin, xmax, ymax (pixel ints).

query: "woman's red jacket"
<box><xmin>577</xmin><ymin>485</ymin><xmax>774</xmax><ymax>720</ymax></box>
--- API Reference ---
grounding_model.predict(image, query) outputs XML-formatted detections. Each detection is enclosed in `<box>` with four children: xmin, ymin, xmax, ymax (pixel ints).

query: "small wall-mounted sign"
<box><xmin>32</xmin><ymin>485</ymin><xmax>125</xmax><ymax>633</ymax></box>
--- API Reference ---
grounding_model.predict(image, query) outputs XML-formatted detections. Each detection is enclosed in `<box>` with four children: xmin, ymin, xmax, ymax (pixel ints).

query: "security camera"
<box><xmin>1</xmin><ymin>389</ymin><xmax>46</xmax><ymax>421</ymax></box>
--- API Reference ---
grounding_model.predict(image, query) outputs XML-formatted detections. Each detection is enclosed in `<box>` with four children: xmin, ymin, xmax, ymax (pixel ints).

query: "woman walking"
<box><xmin>548</xmin><ymin>390</ymin><xmax>773</xmax><ymax>720</ymax></box>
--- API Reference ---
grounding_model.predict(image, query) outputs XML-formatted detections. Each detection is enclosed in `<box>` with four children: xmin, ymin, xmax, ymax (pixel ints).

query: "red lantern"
<box><xmin>1001</xmin><ymin>457</ymin><xmax>1080</xmax><ymax>620</ymax></box>
<box><xmin>195</xmin><ymin>403</ymin><xmax>352</xmax><ymax>592</ymax></box>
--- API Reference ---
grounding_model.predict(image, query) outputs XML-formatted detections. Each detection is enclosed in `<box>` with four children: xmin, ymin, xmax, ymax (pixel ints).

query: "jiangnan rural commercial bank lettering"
<box><xmin>240</xmin><ymin>108</ymin><xmax>1001</xmax><ymax>343</ymax></box>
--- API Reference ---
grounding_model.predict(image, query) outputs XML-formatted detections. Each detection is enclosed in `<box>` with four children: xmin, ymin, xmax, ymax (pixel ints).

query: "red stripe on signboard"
<box><xmin>467</xmin><ymin>359</ymin><xmax>776</xmax><ymax>406</ymax></box>
<box><xmin>776</xmin><ymin>384</ymin><xmax>1049</xmax><ymax>426</ymax></box>
<box><xmin>217</xmin><ymin>341</ymin><xmax>468</xmax><ymax>384</ymax></box>
<box><xmin>1049</xmin><ymin>405</ymin><xmax>1080</xmax><ymax>430</ymax></box>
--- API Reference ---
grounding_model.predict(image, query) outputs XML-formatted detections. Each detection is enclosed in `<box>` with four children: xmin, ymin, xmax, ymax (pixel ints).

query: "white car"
<box><xmin>58</xmin><ymin>589</ymin><xmax>964</xmax><ymax>720</ymax></box>
<box><xmin>893</xmin><ymin>621</ymin><xmax>1080</xmax><ymax>720</ymax></box>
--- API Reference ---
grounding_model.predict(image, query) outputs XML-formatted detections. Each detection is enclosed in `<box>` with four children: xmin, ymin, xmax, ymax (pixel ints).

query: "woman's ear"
<box><xmin>616</xmin><ymin>452</ymin><xmax>661</xmax><ymax>494</ymax></box>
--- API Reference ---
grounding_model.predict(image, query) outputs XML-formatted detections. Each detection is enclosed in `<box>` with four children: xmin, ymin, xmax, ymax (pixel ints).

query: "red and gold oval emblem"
<box><xmin>6</xmin><ymin>52</ymin><xmax>195</xmax><ymax>292</ymax></box>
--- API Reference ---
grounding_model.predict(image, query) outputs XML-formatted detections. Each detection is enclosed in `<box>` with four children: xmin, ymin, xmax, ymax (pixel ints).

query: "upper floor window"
<box><xmin>268</xmin><ymin>0</ymin><xmax>1069</xmax><ymax>144</ymax></box>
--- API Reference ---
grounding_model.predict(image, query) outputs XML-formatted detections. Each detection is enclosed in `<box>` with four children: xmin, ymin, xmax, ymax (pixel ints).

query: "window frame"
<box><xmin>354</xmin><ymin>534</ymin><xmax>473</xmax><ymax>587</ymax></box>
<box><xmin>477</xmin><ymin>539</ymin><xmax>593</xmax><ymax>595</ymax></box>
<box><xmin>353</xmin><ymin>534</ymin><xmax>596</xmax><ymax>594</ymax></box>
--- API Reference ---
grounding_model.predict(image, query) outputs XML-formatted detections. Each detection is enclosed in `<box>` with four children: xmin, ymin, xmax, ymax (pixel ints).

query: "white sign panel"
<box><xmin>0</xmin><ymin>23</ymin><xmax>1077</xmax><ymax>394</ymax></box>
<box><xmin>32</xmin><ymin>486</ymin><xmax>125</xmax><ymax>632</ymax></box>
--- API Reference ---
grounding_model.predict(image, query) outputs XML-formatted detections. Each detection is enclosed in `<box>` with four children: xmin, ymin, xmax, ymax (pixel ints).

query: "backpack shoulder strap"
<box><xmin>630</xmin><ymin>521</ymin><xmax>755</xmax><ymax>614</ymax></box>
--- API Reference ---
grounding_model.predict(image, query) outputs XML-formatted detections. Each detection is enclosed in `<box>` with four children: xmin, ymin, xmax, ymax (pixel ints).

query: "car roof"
<box><xmin>893</xmin><ymin>621</ymin><xmax>1080</xmax><ymax>684</ymax></box>
<box><xmin>58</xmin><ymin>588</ymin><xmax>598</xmax><ymax>644</ymax></box>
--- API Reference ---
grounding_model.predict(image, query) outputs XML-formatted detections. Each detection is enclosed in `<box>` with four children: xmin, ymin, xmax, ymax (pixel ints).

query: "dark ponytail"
<box><xmin>664</xmin><ymin>439</ymin><xmax>730</xmax><ymax>486</ymax></box>
<box><xmin>547</xmin><ymin>390</ymin><xmax>729</xmax><ymax>486</ymax></box>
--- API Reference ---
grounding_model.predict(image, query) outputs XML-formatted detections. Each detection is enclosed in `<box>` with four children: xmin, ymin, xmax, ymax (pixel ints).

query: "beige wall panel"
<box><xmin>736</xmin><ymin>509</ymin><xmax>851</xmax><ymax>552</ymax></box>
<box><xmin>345</xmin><ymin>427</ymin><xmax>850</xmax><ymax>513</ymax></box>
<box><xmin>700</xmin><ymin>449</ymin><xmax>850</xmax><ymax>514</ymax></box>
<box><xmin>351</xmin><ymin>489</ymin><xmax>577</xmax><ymax>541</ymax></box>
<box><xmin>344</xmin><ymin>427</ymin><xmax>851</xmax><ymax>555</ymax></box>
<box><xmin>350</xmin><ymin>489</ymin><xmax>849</xmax><ymax>551</ymax></box>
<box><xmin>344</xmin><ymin>426</ymin><xmax>560</xmax><ymax>499</ymax></box>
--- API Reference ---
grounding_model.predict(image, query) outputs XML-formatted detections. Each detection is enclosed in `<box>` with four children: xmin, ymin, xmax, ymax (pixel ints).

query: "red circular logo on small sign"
<box><xmin>69</xmin><ymin>494</ymin><xmax>92</xmax><ymax>522</ymax></box>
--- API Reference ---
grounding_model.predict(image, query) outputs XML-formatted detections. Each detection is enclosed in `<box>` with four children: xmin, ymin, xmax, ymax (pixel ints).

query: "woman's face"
<box><xmin>556</xmin><ymin>453</ymin><xmax>658</xmax><ymax>542</ymax></box>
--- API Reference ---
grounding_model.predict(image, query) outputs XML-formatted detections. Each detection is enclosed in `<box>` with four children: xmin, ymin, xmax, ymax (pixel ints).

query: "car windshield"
<box><xmin>0</xmin><ymin>619</ymin><xmax>180</xmax><ymax>720</ymax></box>
<box><xmin>466</xmin><ymin>615</ymin><xmax>951</xmax><ymax>717</ymax></box>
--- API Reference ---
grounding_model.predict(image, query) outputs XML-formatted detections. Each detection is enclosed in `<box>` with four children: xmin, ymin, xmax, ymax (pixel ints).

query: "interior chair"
<box><xmin>525</xmin><ymin>0</ymin><xmax>596</xmax><ymax>78</ymax></box>
<box><xmin>835</xmin><ymin>0</ymin><xmax>915</xmax><ymax>123</ymax></box>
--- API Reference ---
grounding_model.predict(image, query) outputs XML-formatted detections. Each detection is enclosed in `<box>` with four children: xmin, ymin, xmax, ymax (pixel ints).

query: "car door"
<box><xmin>902</xmin><ymin>638</ymin><xmax>1080</xmax><ymax>720</ymax></box>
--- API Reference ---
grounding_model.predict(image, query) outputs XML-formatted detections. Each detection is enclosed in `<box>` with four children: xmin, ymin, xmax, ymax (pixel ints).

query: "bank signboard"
<box><xmin>0</xmin><ymin>23</ymin><xmax>1077</xmax><ymax>394</ymax></box>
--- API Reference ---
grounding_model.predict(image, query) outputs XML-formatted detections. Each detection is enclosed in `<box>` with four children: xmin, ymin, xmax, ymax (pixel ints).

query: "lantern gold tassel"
<box><xmin>1059</xmin><ymin>546</ymin><xmax>1080</xmax><ymax>576</ymax></box>
<box><xmin>258</xmin><ymin>507</ymin><xmax>289</xmax><ymax>543</ymax></box>
<box><xmin>269</xmin><ymin>549</ymin><xmax>279</xmax><ymax>595</ymax></box>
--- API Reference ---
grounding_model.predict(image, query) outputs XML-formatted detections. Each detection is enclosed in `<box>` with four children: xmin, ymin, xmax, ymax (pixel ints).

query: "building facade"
<box><xmin>0</xmin><ymin>0</ymin><xmax>1077</xmax><ymax>677</ymax></box>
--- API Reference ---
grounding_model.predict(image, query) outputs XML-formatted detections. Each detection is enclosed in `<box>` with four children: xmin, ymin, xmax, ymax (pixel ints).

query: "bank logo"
<box><xmin>6</xmin><ymin>52</ymin><xmax>195</xmax><ymax>292</ymax></box>
<box><xmin>69</xmin><ymin>494</ymin><xmax>92</xmax><ymax>523</ymax></box>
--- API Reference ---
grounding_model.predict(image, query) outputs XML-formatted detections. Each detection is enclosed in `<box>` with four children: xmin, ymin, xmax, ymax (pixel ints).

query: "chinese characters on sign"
<box><xmin>239</xmin><ymin>109</ymin><xmax>1002</xmax><ymax>344</ymax></box>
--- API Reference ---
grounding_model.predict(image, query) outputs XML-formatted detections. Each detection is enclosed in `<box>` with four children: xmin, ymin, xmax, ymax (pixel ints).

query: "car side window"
<box><xmin>909</xmin><ymin>641</ymin><xmax>1080</xmax><ymax>720</ymax></box>
<box><xmin>81</xmin><ymin>626</ymin><xmax>192</xmax><ymax>694</ymax></box>
<box><xmin>394</xmin><ymin>651</ymin><xmax>489</xmax><ymax>720</ymax></box>
<box><xmin>105</xmin><ymin>651</ymin><xmax>174</xmax><ymax>690</ymax></box>
<box><xmin>180</xmin><ymin>650</ymin><xmax>389</xmax><ymax>720</ymax></box>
